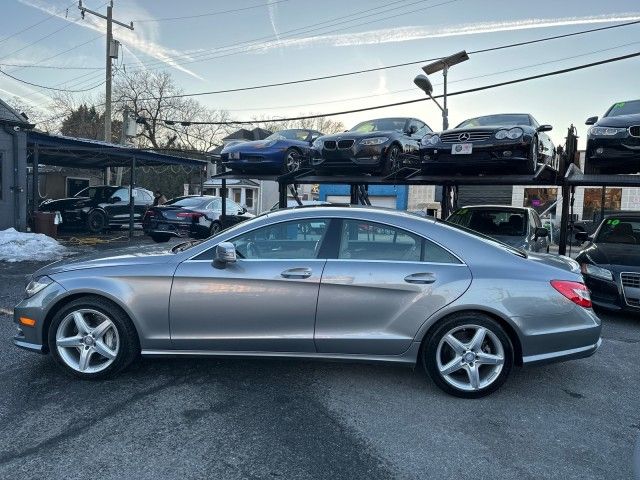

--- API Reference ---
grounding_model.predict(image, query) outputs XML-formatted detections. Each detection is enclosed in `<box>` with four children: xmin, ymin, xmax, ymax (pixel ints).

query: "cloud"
<box><xmin>249</xmin><ymin>13</ymin><xmax>640</xmax><ymax>52</ymax></box>
<box><xmin>16</xmin><ymin>0</ymin><xmax>204</xmax><ymax>79</ymax></box>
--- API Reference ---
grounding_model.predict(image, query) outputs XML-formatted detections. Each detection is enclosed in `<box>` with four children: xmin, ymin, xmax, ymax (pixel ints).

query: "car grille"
<box><xmin>629</xmin><ymin>126</ymin><xmax>640</xmax><ymax>138</ymax></box>
<box><xmin>338</xmin><ymin>139</ymin><xmax>355</xmax><ymax>149</ymax></box>
<box><xmin>621</xmin><ymin>272</ymin><xmax>640</xmax><ymax>288</ymax></box>
<box><xmin>440</xmin><ymin>130</ymin><xmax>494</xmax><ymax>143</ymax></box>
<box><xmin>324</xmin><ymin>140</ymin><xmax>337</xmax><ymax>150</ymax></box>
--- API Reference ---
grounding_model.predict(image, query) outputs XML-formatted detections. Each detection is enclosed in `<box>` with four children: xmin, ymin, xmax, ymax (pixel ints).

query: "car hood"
<box><xmin>443</xmin><ymin>125</ymin><xmax>535</xmax><ymax>134</ymax></box>
<box><xmin>40</xmin><ymin>196</ymin><xmax>89</xmax><ymax>210</ymax></box>
<box><xmin>577</xmin><ymin>243</ymin><xmax>640</xmax><ymax>267</ymax></box>
<box><xmin>222</xmin><ymin>139</ymin><xmax>279</xmax><ymax>152</ymax></box>
<box><xmin>319</xmin><ymin>131</ymin><xmax>400</xmax><ymax>141</ymax></box>
<box><xmin>596</xmin><ymin>113</ymin><xmax>640</xmax><ymax>128</ymax></box>
<box><xmin>526</xmin><ymin>252</ymin><xmax>580</xmax><ymax>273</ymax></box>
<box><xmin>35</xmin><ymin>244</ymin><xmax>176</xmax><ymax>277</ymax></box>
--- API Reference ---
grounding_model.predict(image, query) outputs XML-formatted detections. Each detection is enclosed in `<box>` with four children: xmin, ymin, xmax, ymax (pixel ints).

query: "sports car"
<box><xmin>310</xmin><ymin>117</ymin><xmax>431</xmax><ymax>175</ymax></box>
<box><xmin>584</xmin><ymin>99</ymin><xmax>640</xmax><ymax>174</ymax></box>
<box><xmin>416</xmin><ymin>113</ymin><xmax>555</xmax><ymax>175</ymax></box>
<box><xmin>221</xmin><ymin>129</ymin><xmax>323</xmax><ymax>174</ymax></box>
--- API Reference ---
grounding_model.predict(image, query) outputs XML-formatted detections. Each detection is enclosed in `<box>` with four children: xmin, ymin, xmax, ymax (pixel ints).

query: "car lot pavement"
<box><xmin>0</xmin><ymin>243</ymin><xmax>638</xmax><ymax>479</ymax></box>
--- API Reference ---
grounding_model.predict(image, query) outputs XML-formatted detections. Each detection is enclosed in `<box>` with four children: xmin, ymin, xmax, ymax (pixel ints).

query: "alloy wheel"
<box><xmin>435</xmin><ymin>324</ymin><xmax>505</xmax><ymax>392</ymax></box>
<box><xmin>55</xmin><ymin>309</ymin><xmax>120</xmax><ymax>374</ymax></box>
<box><xmin>285</xmin><ymin>151</ymin><xmax>301</xmax><ymax>172</ymax></box>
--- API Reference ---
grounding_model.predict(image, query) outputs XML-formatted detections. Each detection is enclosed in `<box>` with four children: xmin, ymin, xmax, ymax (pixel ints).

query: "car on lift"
<box><xmin>575</xmin><ymin>214</ymin><xmax>640</xmax><ymax>312</ymax></box>
<box><xmin>221</xmin><ymin>129</ymin><xmax>324</xmax><ymax>174</ymax></box>
<box><xmin>416</xmin><ymin>113</ymin><xmax>555</xmax><ymax>175</ymax></box>
<box><xmin>39</xmin><ymin>186</ymin><xmax>154</xmax><ymax>233</ymax></box>
<box><xmin>584</xmin><ymin>99</ymin><xmax>640</xmax><ymax>174</ymax></box>
<box><xmin>142</xmin><ymin>195</ymin><xmax>253</xmax><ymax>243</ymax></box>
<box><xmin>310</xmin><ymin>117</ymin><xmax>431</xmax><ymax>175</ymax></box>
<box><xmin>446</xmin><ymin>205</ymin><xmax>550</xmax><ymax>252</ymax></box>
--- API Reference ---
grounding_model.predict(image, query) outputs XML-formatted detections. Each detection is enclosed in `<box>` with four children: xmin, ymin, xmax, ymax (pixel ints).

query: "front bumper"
<box><xmin>311</xmin><ymin>144</ymin><xmax>389</xmax><ymax>172</ymax></box>
<box><xmin>586</xmin><ymin>136</ymin><xmax>640</xmax><ymax>173</ymax></box>
<box><xmin>583</xmin><ymin>271</ymin><xmax>640</xmax><ymax>312</ymax></box>
<box><xmin>221</xmin><ymin>149</ymin><xmax>285</xmax><ymax>172</ymax></box>
<box><xmin>418</xmin><ymin>142</ymin><xmax>532</xmax><ymax>173</ymax></box>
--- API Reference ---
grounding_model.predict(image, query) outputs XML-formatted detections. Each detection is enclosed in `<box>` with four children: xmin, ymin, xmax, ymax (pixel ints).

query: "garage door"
<box><xmin>457</xmin><ymin>186</ymin><xmax>513</xmax><ymax>207</ymax></box>
<box><xmin>326</xmin><ymin>195</ymin><xmax>397</xmax><ymax>209</ymax></box>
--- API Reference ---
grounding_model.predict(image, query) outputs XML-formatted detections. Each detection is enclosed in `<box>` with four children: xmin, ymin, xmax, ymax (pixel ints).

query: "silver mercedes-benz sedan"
<box><xmin>13</xmin><ymin>206</ymin><xmax>601</xmax><ymax>398</ymax></box>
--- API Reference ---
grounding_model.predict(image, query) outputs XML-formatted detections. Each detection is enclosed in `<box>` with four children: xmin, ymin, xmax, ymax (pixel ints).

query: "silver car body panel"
<box><xmin>13</xmin><ymin>206</ymin><xmax>601</xmax><ymax>368</ymax></box>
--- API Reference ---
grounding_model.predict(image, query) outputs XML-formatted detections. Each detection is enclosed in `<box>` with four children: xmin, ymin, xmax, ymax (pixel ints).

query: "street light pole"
<box><xmin>442</xmin><ymin>65</ymin><xmax>448</xmax><ymax>130</ymax></box>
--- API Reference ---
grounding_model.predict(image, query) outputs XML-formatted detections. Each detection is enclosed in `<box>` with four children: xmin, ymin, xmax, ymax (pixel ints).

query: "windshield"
<box><xmin>595</xmin><ymin>217</ymin><xmax>640</xmax><ymax>245</ymax></box>
<box><xmin>266</xmin><ymin>129</ymin><xmax>313</xmax><ymax>141</ymax></box>
<box><xmin>165</xmin><ymin>196</ymin><xmax>210</xmax><ymax>208</ymax></box>
<box><xmin>448</xmin><ymin>208</ymin><xmax>527</xmax><ymax>237</ymax></box>
<box><xmin>74</xmin><ymin>187</ymin><xmax>116</xmax><ymax>201</ymax></box>
<box><xmin>605</xmin><ymin>100</ymin><xmax>640</xmax><ymax>117</ymax></box>
<box><xmin>456</xmin><ymin>114</ymin><xmax>531</xmax><ymax>128</ymax></box>
<box><xmin>350</xmin><ymin>118</ymin><xmax>407</xmax><ymax>133</ymax></box>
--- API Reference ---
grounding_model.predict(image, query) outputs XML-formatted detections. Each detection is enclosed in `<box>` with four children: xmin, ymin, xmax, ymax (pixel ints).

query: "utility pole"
<box><xmin>78</xmin><ymin>1</ymin><xmax>133</xmax><ymax>184</ymax></box>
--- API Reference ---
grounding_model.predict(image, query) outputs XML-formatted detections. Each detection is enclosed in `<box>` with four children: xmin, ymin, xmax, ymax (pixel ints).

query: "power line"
<box><xmin>0</xmin><ymin>0</ymin><xmax>76</xmax><ymax>45</ymax></box>
<box><xmin>0</xmin><ymin>22</ymin><xmax>76</xmax><ymax>61</ymax></box>
<box><xmin>0</xmin><ymin>68</ymin><xmax>106</xmax><ymax>93</ymax></box>
<box><xmin>136</xmin><ymin>18</ymin><xmax>640</xmax><ymax>100</ymax></box>
<box><xmin>133</xmin><ymin>0</ymin><xmax>291</xmax><ymax>22</ymax></box>
<box><xmin>136</xmin><ymin>50</ymin><xmax>640</xmax><ymax>126</ymax></box>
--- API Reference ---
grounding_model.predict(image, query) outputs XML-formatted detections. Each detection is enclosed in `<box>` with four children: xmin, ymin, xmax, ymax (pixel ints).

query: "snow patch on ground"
<box><xmin>0</xmin><ymin>228</ymin><xmax>66</xmax><ymax>262</ymax></box>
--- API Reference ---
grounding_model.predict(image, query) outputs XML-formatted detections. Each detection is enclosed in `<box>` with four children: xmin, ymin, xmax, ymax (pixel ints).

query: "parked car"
<box><xmin>417</xmin><ymin>113</ymin><xmax>555</xmax><ymax>175</ymax></box>
<box><xmin>311</xmin><ymin>117</ymin><xmax>431</xmax><ymax>175</ymax></box>
<box><xmin>447</xmin><ymin>205</ymin><xmax>550</xmax><ymax>252</ymax></box>
<box><xmin>269</xmin><ymin>199</ymin><xmax>331</xmax><ymax>211</ymax></box>
<box><xmin>39</xmin><ymin>186</ymin><xmax>154</xmax><ymax>233</ymax></box>
<box><xmin>584</xmin><ymin>99</ymin><xmax>640</xmax><ymax>174</ymax></box>
<box><xmin>142</xmin><ymin>195</ymin><xmax>253</xmax><ymax>243</ymax></box>
<box><xmin>14</xmin><ymin>206</ymin><xmax>600</xmax><ymax>398</ymax></box>
<box><xmin>221</xmin><ymin>129</ymin><xmax>323</xmax><ymax>174</ymax></box>
<box><xmin>575</xmin><ymin>214</ymin><xmax>640</xmax><ymax>312</ymax></box>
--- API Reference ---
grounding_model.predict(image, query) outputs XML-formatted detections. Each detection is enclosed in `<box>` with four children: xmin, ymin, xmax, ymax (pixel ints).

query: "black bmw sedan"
<box><xmin>584</xmin><ymin>99</ymin><xmax>640</xmax><ymax>174</ymax></box>
<box><xmin>416</xmin><ymin>113</ymin><xmax>555</xmax><ymax>175</ymax></box>
<box><xmin>310</xmin><ymin>117</ymin><xmax>431</xmax><ymax>175</ymax></box>
<box><xmin>576</xmin><ymin>214</ymin><xmax>640</xmax><ymax>313</ymax></box>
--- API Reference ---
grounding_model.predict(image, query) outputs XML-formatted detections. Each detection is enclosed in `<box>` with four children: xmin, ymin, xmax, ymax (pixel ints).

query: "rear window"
<box><xmin>166</xmin><ymin>197</ymin><xmax>208</xmax><ymax>208</ymax></box>
<box><xmin>448</xmin><ymin>208</ymin><xmax>527</xmax><ymax>237</ymax></box>
<box><xmin>441</xmin><ymin>218</ymin><xmax>527</xmax><ymax>258</ymax></box>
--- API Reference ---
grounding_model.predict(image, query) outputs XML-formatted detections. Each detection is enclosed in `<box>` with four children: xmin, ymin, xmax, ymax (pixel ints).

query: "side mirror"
<box><xmin>213</xmin><ymin>242</ymin><xmax>236</xmax><ymax>268</ymax></box>
<box><xmin>575</xmin><ymin>231</ymin><xmax>590</xmax><ymax>243</ymax></box>
<box><xmin>110</xmin><ymin>196</ymin><xmax>121</xmax><ymax>203</ymax></box>
<box><xmin>585</xmin><ymin>116</ymin><xmax>598</xmax><ymax>126</ymax></box>
<box><xmin>534</xmin><ymin>227</ymin><xmax>549</xmax><ymax>239</ymax></box>
<box><xmin>241</xmin><ymin>207</ymin><xmax>247</xmax><ymax>214</ymax></box>
<box><xmin>537</xmin><ymin>124</ymin><xmax>552</xmax><ymax>133</ymax></box>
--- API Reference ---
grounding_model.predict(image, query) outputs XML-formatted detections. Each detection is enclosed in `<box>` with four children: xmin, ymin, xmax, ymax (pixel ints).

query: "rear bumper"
<box><xmin>522</xmin><ymin>338</ymin><xmax>601</xmax><ymax>365</ymax></box>
<box><xmin>143</xmin><ymin>220</ymin><xmax>209</xmax><ymax>238</ymax></box>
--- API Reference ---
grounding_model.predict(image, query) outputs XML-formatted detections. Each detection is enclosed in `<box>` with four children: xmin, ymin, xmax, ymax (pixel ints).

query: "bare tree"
<box><xmin>251</xmin><ymin>114</ymin><xmax>346</xmax><ymax>135</ymax></box>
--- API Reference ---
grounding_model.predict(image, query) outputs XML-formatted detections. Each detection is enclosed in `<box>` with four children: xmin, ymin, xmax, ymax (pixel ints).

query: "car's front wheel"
<box><xmin>423</xmin><ymin>313</ymin><xmax>514</xmax><ymax>398</ymax></box>
<box><xmin>86</xmin><ymin>210</ymin><xmax>107</xmax><ymax>233</ymax></box>
<box><xmin>48</xmin><ymin>296</ymin><xmax>139</xmax><ymax>379</ymax></box>
<box><xmin>282</xmin><ymin>148</ymin><xmax>302</xmax><ymax>174</ymax></box>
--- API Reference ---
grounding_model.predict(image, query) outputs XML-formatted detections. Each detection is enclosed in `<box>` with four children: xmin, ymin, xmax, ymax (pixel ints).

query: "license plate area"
<box><xmin>451</xmin><ymin>143</ymin><xmax>473</xmax><ymax>154</ymax></box>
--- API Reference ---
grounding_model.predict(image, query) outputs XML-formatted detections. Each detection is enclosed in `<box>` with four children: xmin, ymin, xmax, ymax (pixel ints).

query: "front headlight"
<box><xmin>580</xmin><ymin>263</ymin><xmax>613</xmax><ymax>281</ymax></box>
<box><xmin>360</xmin><ymin>137</ymin><xmax>389</xmax><ymax>145</ymax></box>
<box><xmin>312</xmin><ymin>139</ymin><xmax>323</xmax><ymax>149</ymax></box>
<box><xmin>25</xmin><ymin>276</ymin><xmax>53</xmax><ymax>298</ymax></box>
<box><xmin>506</xmin><ymin>127</ymin><xmax>523</xmax><ymax>139</ymax></box>
<box><xmin>421</xmin><ymin>134</ymin><xmax>440</xmax><ymax>146</ymax></box>
<box><xmin>589</xmin><ymin>126</ymin><xmax>627</xmax><ymax>136</ymax></box>
<box><xmin>495</xmin><ymin>129</ymin><xmax>508</xmax><ymax>139</ymax></box>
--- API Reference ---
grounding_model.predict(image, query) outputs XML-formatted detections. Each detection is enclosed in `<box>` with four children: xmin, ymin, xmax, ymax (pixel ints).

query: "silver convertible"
<box><xmin>14</xmin><ymin>207</ymin><xmax>601</xmax><ymax>398</ymax></box>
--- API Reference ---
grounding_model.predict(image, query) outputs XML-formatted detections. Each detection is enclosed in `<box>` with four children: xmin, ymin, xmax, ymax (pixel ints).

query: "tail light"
<box><xmin>550</xmin><ymin>280</ymin><xmax>592</xmax><ymax>308</ymax></box>
<box><xmin>176</xmin><ymin>212</ymin><xmax>203</xmax><ymax>220</ymax></box>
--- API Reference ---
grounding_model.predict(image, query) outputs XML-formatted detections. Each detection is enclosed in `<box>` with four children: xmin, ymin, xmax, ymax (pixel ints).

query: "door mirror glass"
<box><xmin>213</xmin><ymin>242</ymin><xmax>236</xmax><ymax>267</ymax></box>
<box><xmin>534</xmin><ymin>227</ymin><xmax>549</xmax><ymax>238</ymax></box>
<box><xmin>110</xmin><ymin>196</ymin><xmax>121</xmax><ymax>203</ymax></box>
<box><xmin>585</xmin><ymin>116</ymin><xmax>598</xmax><ymax>126</ymax></box>
<box><xmin>536</xmin><ymin>124</ymin><xmax>552</xmax><ymax>133</ymax></box>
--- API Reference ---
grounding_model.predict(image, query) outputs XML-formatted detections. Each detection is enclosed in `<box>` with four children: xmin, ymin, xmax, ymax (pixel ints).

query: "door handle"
<box><xmin>281</xmin><ymin>267</ymin><xmax>312</xmax><ymax>279</ymax></box>
<box><xmin>404</xmin><ymin>272</ymin><xmax>436</xmax><ymax>284</ymax></box>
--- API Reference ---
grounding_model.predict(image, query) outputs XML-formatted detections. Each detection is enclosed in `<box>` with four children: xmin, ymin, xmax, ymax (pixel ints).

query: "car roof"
<box><xmin>457</xmin><ymin>205</ymin><xmax>530</xmax><ymax>212</ymax></box>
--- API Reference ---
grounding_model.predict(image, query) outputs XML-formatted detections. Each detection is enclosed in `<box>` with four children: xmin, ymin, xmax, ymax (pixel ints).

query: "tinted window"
<box><xmin>338</xmin><ymin>220</ymin><xmax>459</xmax><ymax>263</ymax></box>
<box><xmin>167</xmin><ymin>196</ymin><xmax>209</xmax><ymax>208</ymax></box>
<box><xmin>350</xmin><ymin>118</ymin><xmax>407</xmax><ymax>133</ymax></box>
<box><xmin>457</xmin><ymin>114</ymin><xmax>532</xmax><ymax>128</ymax></box>
<box><xmin>231</xmin><ymin>219</ymin><xmax>330</xmax><ymax>259</ymax></box>
<box><xmin>266</xmin><ymin>129</ymin><xmax>313</xmax><ymax>141</ymax></box>
<box><xmin>605</xmin><ymin>100</ymin><xmax>640</xmax><ymax>117</ymax></box>
<box><xmin>595</xmin><ymin>218</ymin><xmax>640</xmax><ymax>244</ymax></box>
<box><xmin>111</xmin><ymin>188</ymin><xmax>129</xmax><ymax>202</ymax></box>
<box><xmin>448</xmin><ymin>209</ymin><xmax>527</xmax><ymax>237</ymax></box>
<box><xmin>76</xmin><ymin>186</ymin><xmax>115</xmax><ymax>201</ymax></box>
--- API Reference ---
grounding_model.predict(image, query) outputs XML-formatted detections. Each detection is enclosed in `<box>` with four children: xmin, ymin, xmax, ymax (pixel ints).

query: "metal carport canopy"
<box><xmin>27</xmin><ymin>130</ymin><xmax>208</xmax><ymax>239</ymax></box>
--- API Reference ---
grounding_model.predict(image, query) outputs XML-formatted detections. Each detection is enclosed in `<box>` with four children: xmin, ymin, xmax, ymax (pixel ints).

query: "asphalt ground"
<box><xmin>0</xmin><ymin>239</ymin><xmax>638</xmax><ymax>480</ymax></box>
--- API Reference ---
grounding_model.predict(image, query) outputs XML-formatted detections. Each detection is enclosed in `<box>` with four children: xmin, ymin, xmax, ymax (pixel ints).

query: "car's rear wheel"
<box><xmin>282</xmin><ymin>148</ymin><xmax>302</xmax><ymax>174</ymax></box>
<box><xmin>150</xmin><ymin>233</ymin><xmax>171</xmax><ymax>243</ymax></box>
<box><xmin>209</xmin><ymin>220</ymin><xmax>222</xmax><ymax>236</ymax></box>
<box><xmin>423</xmin><ymin>313</ymin><xmax>513</xmax><ymax>398</ymax></box>
<box><xmin>86</xmin><ymin>210</ymin><xmax>107</xmax><ymax>233</ymax></box>
<box><xmin>48</xmin><ymin>296</ymin><xmax>139</xmax><ymax>379</ymax></box>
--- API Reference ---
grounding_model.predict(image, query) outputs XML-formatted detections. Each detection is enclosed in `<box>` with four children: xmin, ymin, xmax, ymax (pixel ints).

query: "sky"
<box><xmin>1</xmin><ymin>0</ymin><xmax>639</xmax><ymax>148</ymax></box>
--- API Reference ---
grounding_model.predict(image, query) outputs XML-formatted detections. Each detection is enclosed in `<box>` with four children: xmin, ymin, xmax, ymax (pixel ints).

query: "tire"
<box><xmin>422</xmin><ymin>312</ymin><xmax>514</xmax><ymax>398</ymax></box>
<box><xmin>150</xmin><ymin>234</ymin><xmax>171</xmax><ymax>243</ymax></box>
<box><xmin>86</xmin><ymin>210</ymin><xmax>107</xmax><ymax>233</ymax></box>
<box><xmin>522</xmin><ymin>139</ymin><xmax>538</xmax><ymax>175</ymax></box>
<box><xmin>382</xmin><ymin>144</ymin><xmax>402</xmax><ymax>176</ymax></box>
<box><xmin>281</xmin><ymin>148</ymin><xmax>302</xmax><ymax>174</ymax></box>
<box><xmin>209</xmin><ymin>220</ymin><xmax>222</xmax><ymax>237</ymax></box>
<box><xmin>47</xmin><ymin>296</ymin><xmax>139</xmax><ymax>379</ymax></box>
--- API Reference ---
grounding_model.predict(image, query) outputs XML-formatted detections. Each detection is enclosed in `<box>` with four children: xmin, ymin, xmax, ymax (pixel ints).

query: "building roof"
<box><xmin>222</xmin><ymin>127</ymin><xmax>272</xmax><ymax>142</ymax></box>
<box><xmin>204</xmin><ymin>178</ymin><xmax>259</xmax><ymax>188</ymax></box>
<box><xmin>0</xmin><ymin>98</ymin><xmax>32</xmax><ymax>126</ymax></box>
<box><xmin>27</xmin><ymin>131</ymin><xmax>208</xmax><ymax>168</ymax></box>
